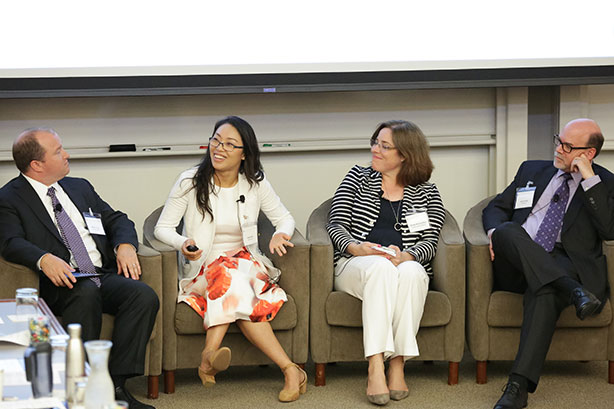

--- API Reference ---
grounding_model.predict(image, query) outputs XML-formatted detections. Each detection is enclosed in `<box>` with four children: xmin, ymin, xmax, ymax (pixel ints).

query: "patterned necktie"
<box><xmin>534</xmin><ymin>173</ymin><xmax>573</xmax><ymax>252</ymax></box>
<box><xmin>47</xmin><ymin>187</ymin><xmax>101</xmax><ymax>287</ymax></box>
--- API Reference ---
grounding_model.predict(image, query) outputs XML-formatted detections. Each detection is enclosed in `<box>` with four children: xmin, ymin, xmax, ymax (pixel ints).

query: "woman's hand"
<box><xmin>269</xmin><ymin>232</ymin><xmax>294</xmax><ymax>256</ymax></box>
<box><xmin>181</xmin><ymin>239</ymin><xmax>203</xmax><ymax>261</ymax></box>
<box><xmin>387</xmin><ymin>245</ymin><xmax>415</xmax><ymax>266</ymax></box>
<box><xmin>347</xmin><ymin>241</ymin><xmax>389</xmax><ymax>257</ymax></box>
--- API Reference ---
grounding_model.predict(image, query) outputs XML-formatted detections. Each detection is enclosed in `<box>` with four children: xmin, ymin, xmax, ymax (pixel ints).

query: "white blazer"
<box><xmin>154</xmin><ymin>167</ymin><xmax>295</xmax><ymax>288</ymax></box>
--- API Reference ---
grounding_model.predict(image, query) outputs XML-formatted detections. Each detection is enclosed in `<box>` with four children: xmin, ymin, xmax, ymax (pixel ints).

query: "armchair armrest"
<box><xmin>0</xmin><ymin>256</ymin><xmax>39</xmax><ymax>299</ymax></box>
<box><xmin>273</xmin><ymin>229</ymin><xmax>310</xmax><ymax>364</ymax></box>
<box><xmin>136</xmin><ymin>243</ymin><xmax>163</xmax><ymax>376</ymax></box>
<box><xmin>603</xmin><ymin>240</ymin><xmax>614</xmax><ymax>360</ymax></box>
<box><xmin>464</xmin><ymin>197</ymin><xmax>495</xmax><ymax>361</ymax></box>
<box><xmin>431</xmin><ymin>210</ymin><xmax>465</xmax><ymax>362</ymax></box>
<box><xmin>306</xmin><ymin>199</ymin><xmax>335</xmax><ymax>363</ymax></box>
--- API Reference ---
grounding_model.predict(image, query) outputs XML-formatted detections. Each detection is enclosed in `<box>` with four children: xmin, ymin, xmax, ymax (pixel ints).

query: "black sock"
<box><xmin>509</xmin><ymin>373</ymin><xmax>528</xmax><ymax>391</ymax></box>
<box><xmin>551</xmin><ymin>276</ymin><xmax>581</xmax><ymax>299</ymax></box>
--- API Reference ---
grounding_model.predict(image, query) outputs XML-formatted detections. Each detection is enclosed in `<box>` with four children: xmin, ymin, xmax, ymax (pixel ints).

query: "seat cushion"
<box><xmin>487</xmin><ymin>291</ymin><xmax>612</xmax><ymax>327</ymax></box>
<box><xmin>174</xmin><ymin>294</ymin><xmax>298</xmax><ymax>335</ymax></box>
<box><xmin>325</xmin><ymin>290</ymin><xmax>451</xmax><ymax>328</ymax></box>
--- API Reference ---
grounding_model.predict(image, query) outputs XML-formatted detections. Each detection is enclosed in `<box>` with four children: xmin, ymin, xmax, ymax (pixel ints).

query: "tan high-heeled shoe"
<box><xmin>278</xmin><ymin>363</ymin><xmax>307</xmax><ymax>402</ymax></box>
<box><xmin>197</xmin><ymin>347</ymin><xmax>231</xmax><ymax>387</ymax></box>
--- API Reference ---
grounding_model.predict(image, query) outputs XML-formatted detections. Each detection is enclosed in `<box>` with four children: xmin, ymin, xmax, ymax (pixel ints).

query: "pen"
<box><xmin>142</xmin><ymin>147</ymin><xmax>171</xmax><ymax>151</ymax></box>
<box><xmin>262</xmin><ymin>143</ymin><xmax>291</xmax><ymax>148</ymax></box>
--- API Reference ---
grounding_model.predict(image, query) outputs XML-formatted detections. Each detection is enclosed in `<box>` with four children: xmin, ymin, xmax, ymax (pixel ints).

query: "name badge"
<box><xmin>405</xmin><ymin>211</ymin><xmax>430</xmax><ymax>232</ymax></box>
<box><xmin>242</xmin><ymin>223</ymin><xmax>258</xmax><ymax>246</ymax></box>
<box><xmin>514</xmin><ymin>182</ymin><xmax>536</xmax><ymax>209</ymax></box>
<box><xmin>83</xmin><ymin>211</ymin><xmax>106</xmax><ymax>235</ymax></box>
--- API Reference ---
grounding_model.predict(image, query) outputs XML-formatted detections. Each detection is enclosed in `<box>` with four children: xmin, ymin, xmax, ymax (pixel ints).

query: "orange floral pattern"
<box><xmin>178</xmin><ymin>247</ymin><xmax>287</xmax><ymax>329</ymax></box>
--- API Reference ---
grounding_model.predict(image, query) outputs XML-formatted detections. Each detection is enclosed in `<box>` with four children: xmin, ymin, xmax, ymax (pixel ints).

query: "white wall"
<box><xmin>560</xmin><ymin>84</ymin><xmax>614</xmax><ymax>172</ymax></box>
<box><xmin>0</xmin><ymin>88</ymin><xmax>499</xmax><ymax>238</ymax></box>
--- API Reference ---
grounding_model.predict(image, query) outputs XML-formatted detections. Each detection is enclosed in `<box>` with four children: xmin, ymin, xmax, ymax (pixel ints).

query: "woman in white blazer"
<box><xmin>154</xmin><ymin>116</ymin><xmax>306</xmax><ymax>402</ymax></box>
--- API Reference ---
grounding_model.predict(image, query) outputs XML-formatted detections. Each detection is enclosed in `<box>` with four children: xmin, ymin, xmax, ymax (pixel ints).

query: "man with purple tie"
<box><xmin>483</xmin><ymin>119</ymin><xmax>614</xmax><ymax>409</ymax></box>
<box><xmin>0</xmin><ymin>128</ymin><xmax>159</xmax><ymax>409</ymax></box>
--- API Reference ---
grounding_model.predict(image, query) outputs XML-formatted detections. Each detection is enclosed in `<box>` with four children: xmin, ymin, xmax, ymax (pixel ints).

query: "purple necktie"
<box><xmin>47</xmin><ymin>187</ymin><xmax>101</xmax><ymax>287</ymax></box>
<box><xmin>534</xmin><ymin>173</ymin><xmax>573</xmax><ymax>252</ymax></box>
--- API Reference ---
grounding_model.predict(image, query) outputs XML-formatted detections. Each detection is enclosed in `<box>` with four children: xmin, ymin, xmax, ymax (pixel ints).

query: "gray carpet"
<box><xmin>127</xmin><ymin>354</ymin><xmax>613</xmax><ymax>409</ymax></box>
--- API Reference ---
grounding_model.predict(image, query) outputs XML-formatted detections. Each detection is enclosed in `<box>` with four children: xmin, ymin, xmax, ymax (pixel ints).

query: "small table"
<box><xmin>0</xmin><ymin>298</ymin><xmax>67</xmax><ymax>401</ymax></box>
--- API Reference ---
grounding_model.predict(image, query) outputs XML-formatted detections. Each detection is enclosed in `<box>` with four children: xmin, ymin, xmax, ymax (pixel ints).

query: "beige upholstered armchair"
<box><xmin>0</xmin><ymin>245</ymin><xmax>164</xmax><ymax>398</ymax></box>
<box><xmin>142</xmin><ymin>206</ymin><xmax>309</xmax><ymax>393</ymax></box>
<box><xmin>307</xmin><ymin>198</ymin><xmax>465</xmax><ymax>386</ymax></box>
<box><xmin>464</xmin><ymin>196</ymin><xmax>614</xmax><ymax>384</ymax></box>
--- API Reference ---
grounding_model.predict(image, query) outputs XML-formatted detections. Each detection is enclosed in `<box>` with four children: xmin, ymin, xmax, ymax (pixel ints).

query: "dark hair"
<box><xmin>371</xmin><ymin>120</ymin><xmax>434</xmax><ymax>186</ymax></box>
<box><xmin>12</xmin><ymin>127</ymin><xmax>57</xmax><ymax>173</ymax></box>
<box><xmin>588</xmin><ymin>132</ymin><xmax>604</xmax><ymax>157</ymax></box>
<box><xmin>192</xmin><ymin>116</ymin><xmax>264</xmax><ymax>220</ymax></box>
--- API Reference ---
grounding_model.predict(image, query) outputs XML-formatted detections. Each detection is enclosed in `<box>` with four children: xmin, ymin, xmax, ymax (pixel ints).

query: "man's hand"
<box><xmin>40</xmin><ymin>253</ymin><xmax>76</xmax><ymax>288</ymax></box>
<box><xmin>269</xmin><ymin>232</ymin><xmax>294</xmax><ymax>257</ymax></box>
<box><xmin>572</xmin><ymin>153</ymin><xmax>595</xmax><ymax>179</ymax></box>
<box><xmin>181</xmin><ymin>239</ymin><xmax>203</xmax><ymax>261</ymax></box>
<box><xmin>116</xmin><ymin>243</ymin><xmax>141</xmax><ymax>280</ymax></box>
<box><xmin>489</xmin><ymin>238</ymin><xmax>495</xmax><ymax>261</ymax></box>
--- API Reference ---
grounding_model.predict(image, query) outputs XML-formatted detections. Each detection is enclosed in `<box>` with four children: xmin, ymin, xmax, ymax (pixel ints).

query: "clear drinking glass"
<box><xmin>15</xmin><ymin>288</ymin><xmax>38</xmax><ymax>317</ymax></box>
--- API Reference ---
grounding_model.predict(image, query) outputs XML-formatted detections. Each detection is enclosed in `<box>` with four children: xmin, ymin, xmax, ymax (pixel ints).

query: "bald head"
<box><xmin>562</xmin><ymin>118</ymin><xmax>604</xmax><ymax>157</ymax></box>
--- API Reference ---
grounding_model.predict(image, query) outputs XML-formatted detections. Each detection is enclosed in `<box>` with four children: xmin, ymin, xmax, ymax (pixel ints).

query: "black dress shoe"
<box><xmin>115</xmin><ymin>385</ymin><xmax>155</xmax><ymax>409</ymax></box>
<box><xmin>571</xmin><ymin>288</ymin><xmax>601</xmax><ymax>320</ymax></box>
<box><xmin>493</xmin><ymin>381</ymin><xmax>527</xmax><ymax>409</ymax></box>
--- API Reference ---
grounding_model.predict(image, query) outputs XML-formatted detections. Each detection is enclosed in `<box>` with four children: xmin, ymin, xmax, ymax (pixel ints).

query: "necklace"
<box><xmin>388</xmin><ymin>198</ymin><xmax>402</xmax><ymax>232</ymax></box>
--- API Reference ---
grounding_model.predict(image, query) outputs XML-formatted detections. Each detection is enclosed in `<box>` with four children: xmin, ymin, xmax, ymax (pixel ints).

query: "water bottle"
<box><xmin>66</xmin><ymin>324</ymin><xmax>85</xmax><ymax>407</ymax></box>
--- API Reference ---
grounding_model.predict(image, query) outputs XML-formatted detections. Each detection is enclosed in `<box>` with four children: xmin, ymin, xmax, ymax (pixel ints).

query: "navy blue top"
<box><xmin>365</xmin><ymin>197</ymin><xmax>403</xmax><ymax>248</ymax></box>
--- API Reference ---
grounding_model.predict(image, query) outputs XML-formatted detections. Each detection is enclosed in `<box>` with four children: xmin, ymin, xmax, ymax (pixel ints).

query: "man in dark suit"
<box><xmin>483</xmin><ymin>118</ymin><xmax>614</xmax><ymax>409</ymax></box>
<box><xmin>0</xmin><ymin>128</ymin><xmax>159</xmax><ymax>409</ymax></box>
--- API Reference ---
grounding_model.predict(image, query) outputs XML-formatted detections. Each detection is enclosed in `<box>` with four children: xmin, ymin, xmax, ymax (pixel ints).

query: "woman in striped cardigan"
<box><xmin>326</xmin><ymin>120</ymin><xmax>445</xmax><ymax>405</ymax></box>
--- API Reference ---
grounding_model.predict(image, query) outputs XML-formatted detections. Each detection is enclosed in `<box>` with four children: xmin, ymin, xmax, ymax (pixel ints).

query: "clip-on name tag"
<box><xmin>514</xmin><ymin>181</ymin><xmax>536</xmax><ymax>209</ymax></box>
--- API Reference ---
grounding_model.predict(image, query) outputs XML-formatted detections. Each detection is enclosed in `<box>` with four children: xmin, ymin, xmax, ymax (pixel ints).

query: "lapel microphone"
<box><xmin>552</xmin><ymin>194</ymin><xmax>560</xmax><ymax>203</ymax></box>
<box><xmin>54</xmin><ymin>203</ymin><xmax>62</xmax><ymax>212</ymax></box>
<box><xmin>236</xmin><ymin>195</ymin><xmax>245</xmax><ymax>203</ymax></box>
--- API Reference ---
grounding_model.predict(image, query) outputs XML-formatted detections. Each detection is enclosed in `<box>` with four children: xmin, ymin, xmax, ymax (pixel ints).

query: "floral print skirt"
<box><xmin>178</xmin><ymin>247</ymin><xmax>287</xmax><ymax>330</ymax></box>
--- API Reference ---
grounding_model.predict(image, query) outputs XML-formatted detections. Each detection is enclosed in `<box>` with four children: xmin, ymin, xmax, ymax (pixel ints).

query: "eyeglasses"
<box><xmin>553</xmin><ymin>134</ymin><xmax>593</xmax><ymax>154</ymax></box>
<box><xmin>370</xmin><ymin>138</ymin><xmax>397</xmax><ymax>152</ymax></box>
<box><xmin>209</xmin><ymin>136</ymin><xmax>244</xmax><ymax>152</ymax></box>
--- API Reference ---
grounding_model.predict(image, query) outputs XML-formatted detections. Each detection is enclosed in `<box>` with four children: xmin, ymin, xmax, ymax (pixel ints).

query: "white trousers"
<box><xmin>334</xmin><ymin>255</ymin><xmax>429</xmax><ymax>360</ymax></box>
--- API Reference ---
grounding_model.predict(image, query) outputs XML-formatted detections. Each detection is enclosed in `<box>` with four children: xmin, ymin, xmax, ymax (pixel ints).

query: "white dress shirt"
<box><xmin>23</xmin><ymin>174</ymin><xmax>103</xmax><ymax>270</ymax></box>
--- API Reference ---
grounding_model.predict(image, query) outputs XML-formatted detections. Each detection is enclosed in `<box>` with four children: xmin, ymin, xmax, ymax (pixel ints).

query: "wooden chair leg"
<box><xmin>164</xmin><ymin>370</ymin><xmax>175</xmax><ymax>394</ymax></box>
<box><xmin>147</xmin><ymin>375</ymin><xmax>159</xmax><ymax>399</ymax></box>
<box><xmin>298</xmin><ymin>363</ymin><xmax>306</xmax><ymax>370</ymax></box>
<box><xmin>448</xmin><ymin>362</ymin><xmax>459</xmax><ymax>385</ymax></box>
<box><xmin>476</xmin><ymin>360</ymin><xmax>487</xmax><ymax>384</ymax></box>
<box><xmin>315</xmin><ymin>363</ymin><xmax>326</xmax><ymax>386</ymax></box>
<box><xmin>609</xmin><ymin>360</ymin><xmax>614</xmax><ymax>384</ymax></box>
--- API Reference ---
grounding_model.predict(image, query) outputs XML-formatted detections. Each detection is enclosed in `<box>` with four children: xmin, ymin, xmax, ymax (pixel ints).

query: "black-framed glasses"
<box><xmin>553</xmin><ymin>134</ymin><xmax>593</xmax><ymax>154</ymax></box>
<box><xmin>370</xmin><ymin>138</ymin><xmax>397</xmax><ymax>152</ymax></box>
<box><xmin>209</xmin><ymin>136</ymin><xmax>244</xmax><ymax>152</ymax></box>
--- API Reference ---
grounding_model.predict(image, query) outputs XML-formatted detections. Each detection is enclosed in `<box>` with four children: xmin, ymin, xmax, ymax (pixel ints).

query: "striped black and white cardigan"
<box><xmin>326</xmin><ymin>165</ymin><xmax>445</xmax><ymax>275</ymax></box>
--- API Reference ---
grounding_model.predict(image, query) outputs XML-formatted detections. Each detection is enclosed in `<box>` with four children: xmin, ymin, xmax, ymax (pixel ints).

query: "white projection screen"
<box><xmin>2</xmin><ymin>0</ymin><xmax>614</xmax><ymax>97</ymax></box>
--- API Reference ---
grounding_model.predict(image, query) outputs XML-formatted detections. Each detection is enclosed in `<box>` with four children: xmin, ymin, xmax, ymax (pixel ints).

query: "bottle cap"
<box><xmin>67</xmin><ymin>323</ymin><xmax>82</xmax><ymax>337</ymax></box>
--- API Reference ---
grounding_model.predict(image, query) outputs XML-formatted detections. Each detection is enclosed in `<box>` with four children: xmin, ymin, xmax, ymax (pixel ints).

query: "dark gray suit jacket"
<box><xmin>483</xmin><ymin>160</ymin><xmax>614</xmax><ymax>300</ymax></box>
<box><xmin>0</xmin><ymin>174</ymin><xmax>138</xmax><ymax>305</ymax></box>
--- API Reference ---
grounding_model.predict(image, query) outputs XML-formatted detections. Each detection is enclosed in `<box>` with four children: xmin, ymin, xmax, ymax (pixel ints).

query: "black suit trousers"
<box><xmin>47</xmin><ymin>273</ymin><xmax>159</xmax><ymax>376</ymax></box>
<box><xmin>491</xmin><ymin>222</ymin><xmax>577</xmax><ymax>391</ymax></box>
